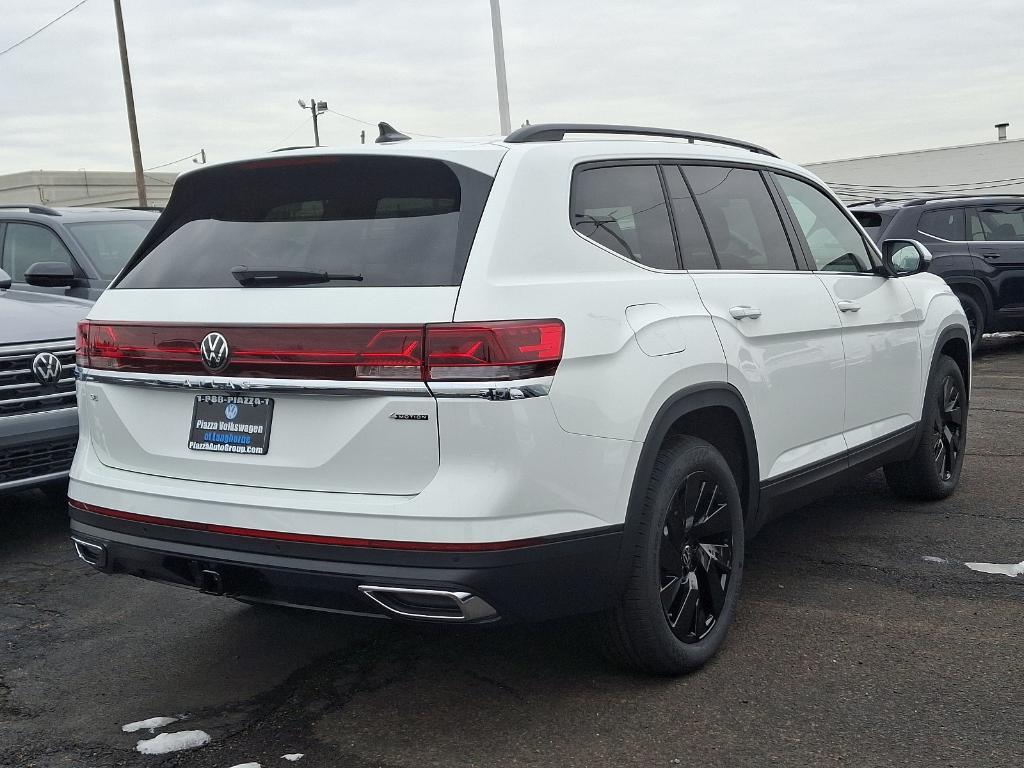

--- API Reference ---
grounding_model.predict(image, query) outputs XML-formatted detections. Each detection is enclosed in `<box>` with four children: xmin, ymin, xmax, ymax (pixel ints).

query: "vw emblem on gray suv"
<box><xmin>31</xmin><ymin>352</ymin><xmax>63</xmax><ymax>385</ymax></box>
<box><xmin>200</xmin><ymin>332</ymin><xmax>230</xmax><ymax>373</ymax></box>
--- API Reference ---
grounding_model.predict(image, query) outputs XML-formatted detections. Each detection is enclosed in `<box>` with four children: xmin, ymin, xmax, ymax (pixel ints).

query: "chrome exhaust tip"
<box><xmin>358</xmin><ymin>585</ymin><xmax>498</xmax><ymax>622</ymax></box>
<box><xmin>71</xmin><ymin>537</ymin><xmax>107</xmax><ymax>568</ymax></box>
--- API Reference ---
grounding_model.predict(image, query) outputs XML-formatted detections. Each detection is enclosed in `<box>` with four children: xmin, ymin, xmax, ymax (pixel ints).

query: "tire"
<box><xmin>599</xmin><ymin>436</ymin><xmax>744</xmax><ymax>675</ymax></box>
<box><xmin>957</xmin><ymin>293</ymin><xmax>984</xmax><ymax>352</ymax></box>
<box><xmin>884</xmin><ymin>355</ymin><xmax>967</xmax><ymax>500</ymax></box>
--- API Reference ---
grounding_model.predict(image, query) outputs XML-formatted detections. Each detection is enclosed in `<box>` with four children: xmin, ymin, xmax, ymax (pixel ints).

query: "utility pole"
<box><xmin>112</xmin><ymin>0</ymin><xmax>147</xmax><ymax>207</ymax></box>
<box><xmin>298</xmin><ymin>98</ymin><xmax>328</xmax><ymax>147</ymax></box>
<box><xmin>310</xmin><ymin>96</ymin><xmax>320</xmax><ymax>146</ymax></box>
<box><xmin>489</xmin><ymin>0</ymin><xmax>511</xmax><ymax>135</ymax></box>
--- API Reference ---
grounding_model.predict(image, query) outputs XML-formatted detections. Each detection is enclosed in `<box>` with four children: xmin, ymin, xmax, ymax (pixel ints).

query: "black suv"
<box><xmin>0</xmin><ymin>205</ymin><xmax>157</xmax><ymax>301</ymax></box>
<box><xmin>852</xmin><ymin>196</ymin><xmax>1024</xmax><ymax>350</ymax></box>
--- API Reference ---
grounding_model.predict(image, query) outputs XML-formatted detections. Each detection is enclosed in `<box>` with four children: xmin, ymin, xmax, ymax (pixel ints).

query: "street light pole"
<box><xmin>489</xmin><ymin>0</ymin><xmax>511</xmax><ymax>135</ymax></box>
<box><xmin>112</xmin><ymin>0</ymin><xmax>147</xmax><ymax>207</ymax></box>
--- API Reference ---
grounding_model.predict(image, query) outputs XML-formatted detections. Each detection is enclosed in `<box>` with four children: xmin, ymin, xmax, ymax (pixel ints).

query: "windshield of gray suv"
<box><xmin>65</xmin><ymin>220</ymin><xmax>155</xmax><ymax>280</ymax></box>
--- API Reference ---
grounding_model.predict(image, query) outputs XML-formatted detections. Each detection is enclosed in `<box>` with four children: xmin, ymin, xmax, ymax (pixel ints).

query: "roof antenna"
<box><xmin>376</xmin><ymin>122</ymin><xmax>411</xmax><ymax>144</ymax></box>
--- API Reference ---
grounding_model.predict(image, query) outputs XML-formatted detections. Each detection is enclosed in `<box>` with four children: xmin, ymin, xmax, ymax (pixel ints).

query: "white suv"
<box><xmin>69</xmin><ymin>124</ymin><xmax>970</xmax><ymax>674</ymax></box>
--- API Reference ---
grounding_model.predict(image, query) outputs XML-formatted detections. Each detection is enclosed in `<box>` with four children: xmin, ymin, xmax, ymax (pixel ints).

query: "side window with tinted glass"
<box><xmin>917</xmin><ymin>208</ymin><xmax>965</xmax><ymax>241</ymax></box>
<box><xmin>571</xmin><ymin>165</ymin><xmax>679</xmax><ymax>270</ymax></box>
<box><xmin>663</xmin><ymin>166</ymin><xmax>717</xmax><ymax>269</ymax></box>
<box><xmin>683</xmin><ymin>166</ymin><xmax>796</xmax><ymax>271</ymax></box>
<box><xmin>1</xmin><ymin>223</ymin><xmax>75</xmax><ymax>282</ymax></box>
<box><xmin>968</xmin><ymin>206</ymin><xmax>1024</xmax><ymax>241</ymax></box>
<box><xmin>774</xmin><ymin>174</ymin><xmax>872</xmax><ymax>272</ymax></box>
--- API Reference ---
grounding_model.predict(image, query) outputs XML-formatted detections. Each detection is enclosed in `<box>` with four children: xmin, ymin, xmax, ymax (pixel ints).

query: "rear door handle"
<box><xmin>837</xmin><ymin>301</ymin><xmax>861</xmax><ymax>313</ymax></box>
<box><xmin>729</xmin><ymin>305</ymin><xmax>762</xmax><ymax>320</ymax></box>
<box><xmin>981</xmin><ymin>251</ymin><xmax>1001</xmax><ymax>259</ymax></box>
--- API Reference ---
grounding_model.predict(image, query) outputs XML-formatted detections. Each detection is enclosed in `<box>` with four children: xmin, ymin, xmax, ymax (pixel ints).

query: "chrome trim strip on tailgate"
<box><xmin>427</xmin><ymin>378</ymin><xmax>552</xmax><ymax>399</ymax></box>
<box><xmin>77</xmin><ymin>369</ymin><xmax>553</xmax><ymax>399</ymax></box>
<box><xmin>76</xmin><ymin>369</ymin><xmax>432</xmax><ymax>397</ymax></box>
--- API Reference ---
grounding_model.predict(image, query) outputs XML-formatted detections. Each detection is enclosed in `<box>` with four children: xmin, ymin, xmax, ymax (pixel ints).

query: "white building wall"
<box><xmin>805</xmin><ymin>138</ymin><xmax>1024</xmax><ymax>203</ymax></box>
<box><xmin>0</xmin><ymin>170</ymin><xmax>177</xmax><ymax>208</ymax></box>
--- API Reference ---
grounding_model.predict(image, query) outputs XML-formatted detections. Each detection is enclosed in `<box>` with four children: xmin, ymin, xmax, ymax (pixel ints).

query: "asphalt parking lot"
<box><xmin>2</xmin><ymin>336</ymin><xmax>1023</xmax><ymax>768</ymax></box>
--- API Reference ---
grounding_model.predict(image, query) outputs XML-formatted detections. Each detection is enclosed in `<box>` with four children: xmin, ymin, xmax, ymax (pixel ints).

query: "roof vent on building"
<box><xmin>996</xmin><ymin>122</ymin><xmax>1009</xmax><ymax>141</ymax></box>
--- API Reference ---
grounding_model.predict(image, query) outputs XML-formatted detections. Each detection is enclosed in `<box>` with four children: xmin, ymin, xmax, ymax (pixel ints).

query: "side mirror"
<box><xmin>0</xmin><ymin>268</ymin><xmax>10</xmax><ymax>290</ymax></box>
<box><xmin>881</xmin><ymin>239</ymin><xmax>932</xmax><ymax>277</ymax></box>
<box><xmin>24</xmin><ymin>261</ymin><xmax>78</xmax><ymax>288</ymax></box>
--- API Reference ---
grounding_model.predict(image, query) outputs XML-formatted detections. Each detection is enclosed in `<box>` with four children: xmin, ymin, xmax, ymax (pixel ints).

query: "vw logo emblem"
<box><xmin>31</xmin><ymin>352</ymin><xmax>63</xmax><ymax>386</ymax></box>
<box><xmin>200</xmin><ymin>332</ymin><xmax>230</xmax><ymax>373</ymax></box>
<box><xmin>224</xmin><ymin>403</ymin><xmax>239</xmax><ymax>420</ymax></box>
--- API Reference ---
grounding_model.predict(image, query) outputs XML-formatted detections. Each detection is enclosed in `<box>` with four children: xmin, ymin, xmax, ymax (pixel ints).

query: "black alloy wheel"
<box><xmin>600</xmin><ymin>436</ymin><xmax>744</xmax><ymax>674</ymax></box>
<box><xmin>932</xmin><ymin>374</ymin><xmax>964</xmax><ymax>482</ymax></box>
<box><xmin>883</xmin><ymin>354</ymin><xmax>967</xmax><ymax>501</ymax></box>
<box><xmin>659</xmin><ymin>471</ymin><xmax>734</xmax><ymax>642</ymax></box>
<box><xmin>957</xmin><ymin>294</ymin><xmax>984</xmax><ymax>352</ymax></box>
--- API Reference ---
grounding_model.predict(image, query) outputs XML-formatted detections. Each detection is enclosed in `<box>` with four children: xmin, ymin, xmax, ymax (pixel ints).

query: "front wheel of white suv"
<box><xmin>600</xmin><ymin>437</ymin><xmax>744</xmax><ymax>675</ymax></box>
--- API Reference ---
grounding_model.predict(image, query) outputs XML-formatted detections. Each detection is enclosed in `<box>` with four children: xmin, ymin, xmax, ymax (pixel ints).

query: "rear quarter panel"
<box><xmin>454</xmin><ymin>147</ymin><xmax>728</xmax><ymax>442</ymax></box>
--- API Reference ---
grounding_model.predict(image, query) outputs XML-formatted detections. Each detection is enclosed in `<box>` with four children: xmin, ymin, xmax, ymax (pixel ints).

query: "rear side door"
<box><xmin>679</xmin><ymin>163</ymin><xmax>847</xmax><ymax>481</ymax></box>
<box><xmin>772</xmin><ymin>172</ymin><xmax>923</xmax><ymax>449</ymax></box>
<box><xmin>967</xmin><ymin>203</ymin><xmax>1024</xmax><ymax>316</ymax></box>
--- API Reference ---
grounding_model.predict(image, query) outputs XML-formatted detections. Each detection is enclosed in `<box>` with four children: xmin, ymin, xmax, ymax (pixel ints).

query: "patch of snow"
<box><xmin>964</xmin><ymin>560</ymin><xmax>1024</xmax><ymax>577</ymax></box>
<box><xmin>135</xmin><ymin>730</ymin><xmax>211</xmax><ymax>755</ymax></box>
<box><xmin>122</xmin><ymin>715</ymin><xmax>180</xmax><ymax>733</ymax></box>
<box><xmin>228</xmin><ymin>763</ymin><xmax>261</xmax><ymax>768</ymax></box>
<box><xmin>922</xmin><ymin>555</ymin><xmax>949</xmax><ymax>564</ymax></box>
<box><xmin>282</xmin><ymin>755</ymin><xmax>304</xmax><ymax>762</ymax></box>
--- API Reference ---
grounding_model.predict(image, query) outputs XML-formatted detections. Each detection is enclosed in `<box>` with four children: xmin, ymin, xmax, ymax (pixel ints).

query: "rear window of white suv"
<box><xmin>116</xmin><ymin>156</ymin><xmax>493</xmax><ymax>289</ymax></box>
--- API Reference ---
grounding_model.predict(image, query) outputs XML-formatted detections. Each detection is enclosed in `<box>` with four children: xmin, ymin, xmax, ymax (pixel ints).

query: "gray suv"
<box><xmin>0</xmin><ymin>205</ymin><xmax>157</xmax><ymax>301</ymax></box>
<box><xmin>0</xmin><ymin>268</ymin><xmax>88</xmax><ymax>494</ymax></box>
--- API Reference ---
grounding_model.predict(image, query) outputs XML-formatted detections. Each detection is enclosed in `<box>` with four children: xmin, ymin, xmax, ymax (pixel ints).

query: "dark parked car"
<box><xmin>0</xmin><ymin>268</ymin><xmax>88</xmax><ymax>496</ymax></box>
<box><xmin>0</xmin><ymin>205</ymin><xmax>157</xmax><ymax>301</ymax></box>
<box><xmin>852</xmin><ymin>196</ymin><xmax>1024</xmax><ymax>350</ymax></box>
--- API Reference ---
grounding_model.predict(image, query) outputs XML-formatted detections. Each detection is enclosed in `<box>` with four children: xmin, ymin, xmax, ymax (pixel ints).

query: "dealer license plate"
<box><xmin>188</xmin><ymin>394</ymin><xmax>274</xmax><ymax>455</ymax></box>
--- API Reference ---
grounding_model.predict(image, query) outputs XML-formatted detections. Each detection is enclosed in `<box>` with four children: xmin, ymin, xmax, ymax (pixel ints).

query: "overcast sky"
<box><xmin>0</xmin><ymin>0</ymin><xmax>1021</xmax><ymax>176</ymax></box>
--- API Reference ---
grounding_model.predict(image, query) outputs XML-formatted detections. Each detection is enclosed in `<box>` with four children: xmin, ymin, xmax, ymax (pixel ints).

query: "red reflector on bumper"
<box><xmin>68</xmin><ymin>499</ymin><xmax>544</xmax><ymax>552</ymax></box>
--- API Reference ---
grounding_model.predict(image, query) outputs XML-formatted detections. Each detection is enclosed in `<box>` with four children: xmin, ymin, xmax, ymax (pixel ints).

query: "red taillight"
<box><xmin>75</xmin><ymin>320</ymin><xmax>90</xmax><ymax>367</ymax></box>
<box><xmin>75</xmin><ymin>319</ymin><xmax>564</xmax><ymax>382</ymax></box>
<box><xmin>425</xmin><ymin>320</ymin><xmax>564</xmax><ymax>381</ymax></box>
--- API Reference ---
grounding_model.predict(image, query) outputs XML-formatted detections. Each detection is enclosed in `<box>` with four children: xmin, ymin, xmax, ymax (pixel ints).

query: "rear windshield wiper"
<box><xmin>230</xmin><ymin>265</ymin><xmax>364</xmax><ymax>286</ymax></box>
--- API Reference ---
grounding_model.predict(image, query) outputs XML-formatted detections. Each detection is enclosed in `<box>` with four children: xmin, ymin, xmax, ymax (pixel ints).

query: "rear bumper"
<box><xmin>68</xmin><ymin>506</ymin><xmax>624</xmax><ymax>623</ymax></box>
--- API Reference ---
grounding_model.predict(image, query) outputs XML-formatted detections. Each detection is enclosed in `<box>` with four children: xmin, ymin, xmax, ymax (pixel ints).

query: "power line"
<box><xmin>268</xmin><ymin>115</ymin><xmax>315</xmax><ymax>151</ymax></box>
<box><xmin>0</xmin><ymin>0</ymin><xmax>91</xmax><ymax>58</ymax></box>
<box><xmin>142</xmin><ymin>172</ymin><xmax>174</xmax><ymax>186</ymax></box>
<box><xmin>145</xmin><ymin>150</ymin><xmax>204</xmax><ymax>171</ymax></box>
<box><xmin>325</xmin><ymin>108</ymin><xmax>440</xmax><ymax>138</ymax></box>
<box><xmin>325</xmin><ymin>107</ymin><xmax>376</xmax><ymax>128</ymax></box>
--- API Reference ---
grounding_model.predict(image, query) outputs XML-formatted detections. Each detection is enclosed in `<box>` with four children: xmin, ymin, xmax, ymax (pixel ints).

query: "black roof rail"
<box><xmin>904</xmin><ymin>193</ymin><xmax>1024</xmax><ymax>206</ymax></box>
<box><xmin>271</xmin><ymin>145</ymin><xmax>316</xmax><ymax>153</ymax></box>
<box><xmin>848</xmin><ymin>198</ymin><xmax>895</xmax><ymax>207</ymax></box>
<box><xmin>0</xmin><ymin>204</ymin><xmax>61</xmax><ymax>216</ymax></box>
<box><xmin>504</xmin><ymin>123</ymin><xmax>778</xmax><ymax>158</ymax></box>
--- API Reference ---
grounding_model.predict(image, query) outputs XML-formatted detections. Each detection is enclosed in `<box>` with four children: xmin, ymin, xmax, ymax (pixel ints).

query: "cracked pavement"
<box><xmin>2</xmin><ymin>335</ymin><xmax>1023</xmax><ymax>767</ymax></box>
